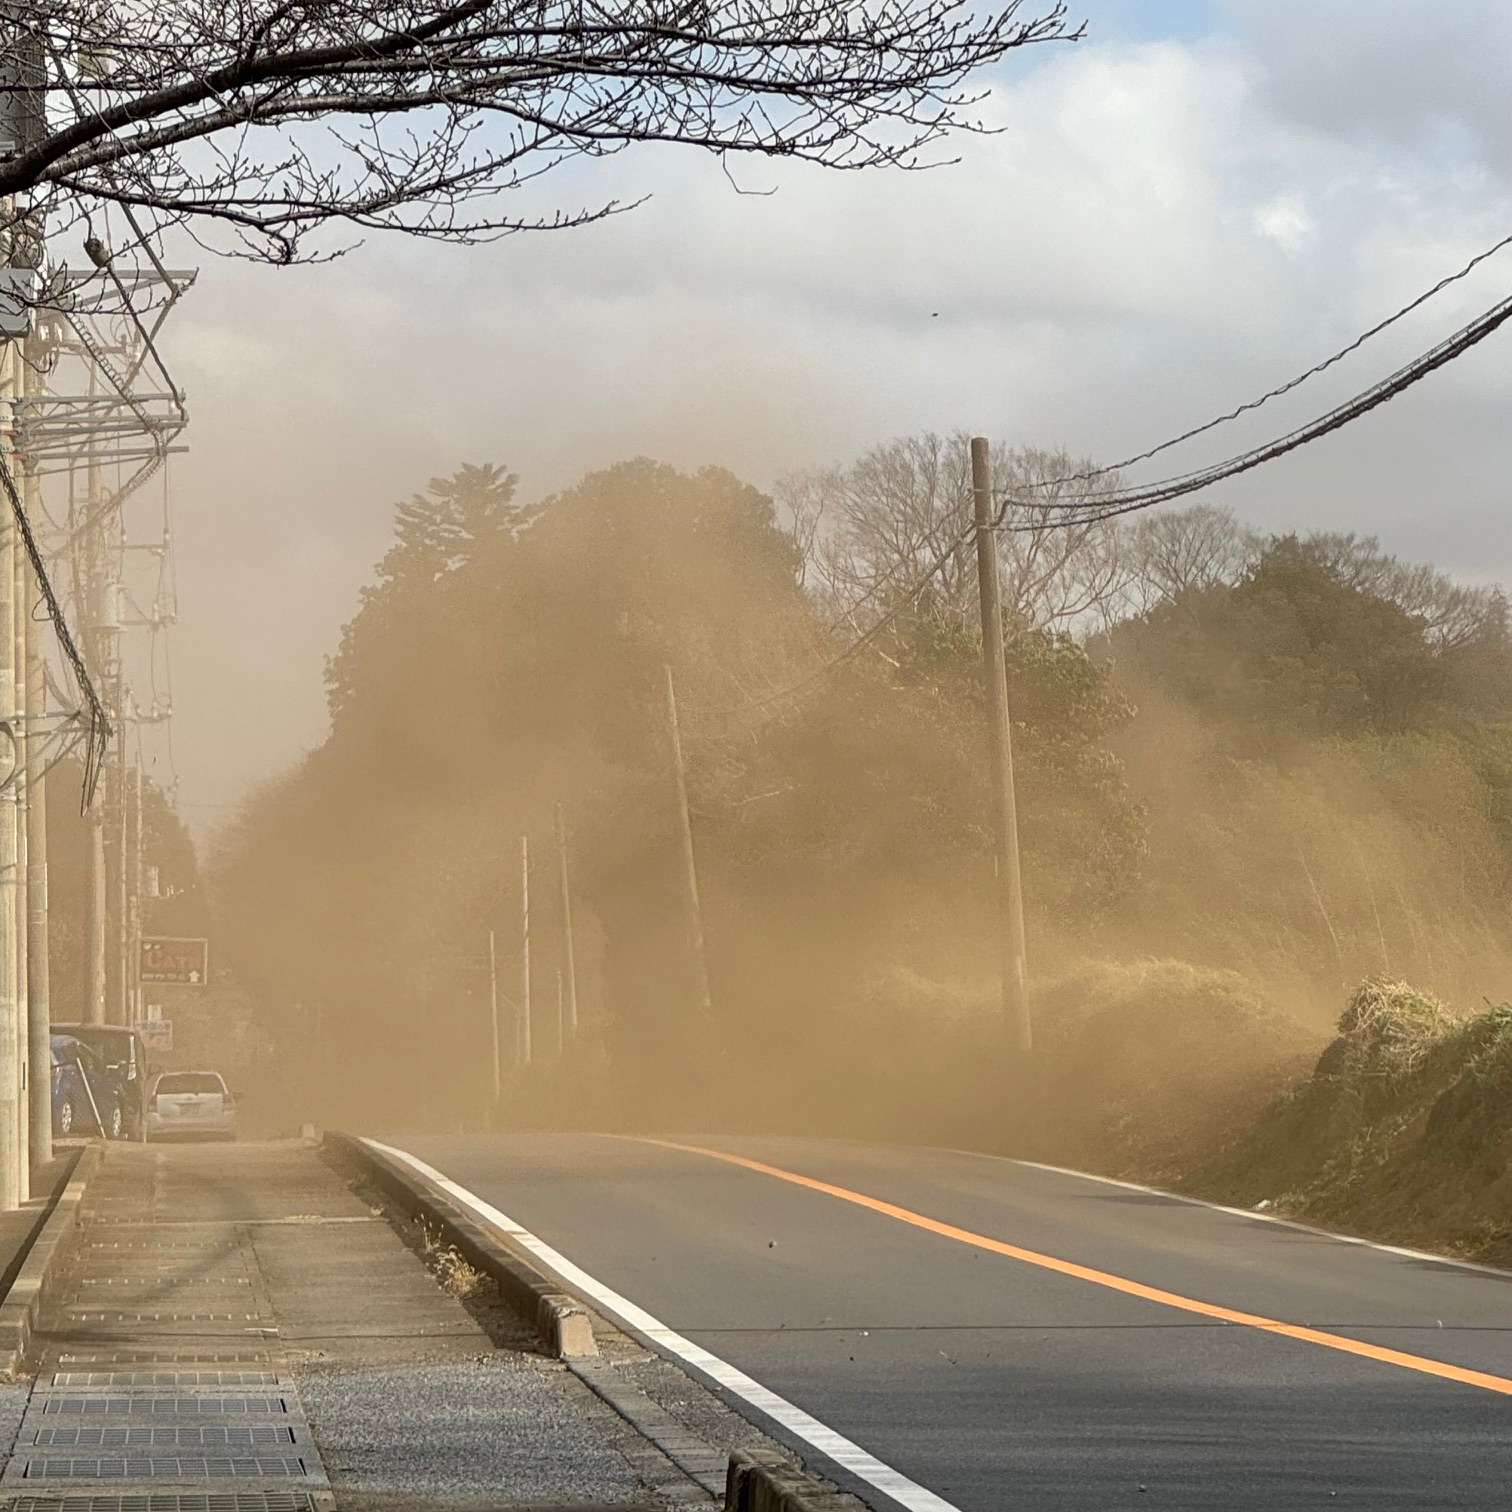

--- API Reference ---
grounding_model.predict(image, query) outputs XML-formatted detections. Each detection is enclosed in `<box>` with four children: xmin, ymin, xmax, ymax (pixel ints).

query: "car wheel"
<box><xmin>57</xmin><ymin>1098</ymin><xmax>74</xmax><ymax>1137</ymax></box>
<box><xmin>107</xmin><ymin>1104</ymin><xmax>124</xmax><ymax>1140</ymax></box>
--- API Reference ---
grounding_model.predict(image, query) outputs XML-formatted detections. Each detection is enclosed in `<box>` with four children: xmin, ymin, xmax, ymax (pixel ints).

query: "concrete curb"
<box><xmin>323</xmin><ymin>1131</ymin><xmax>598</xmax><ymax>1359</ymax></box>
<box><xmin>726</xmin><ymin>1451</ymin><xmax>858</xmax><ymax>1512</ymax></box>
<box><xmin>0</xmin><ymin>1142</ymin><xmax>103</xmax><ymax>1377</ymax></box>
<box><xmin>326</xmin><ymin>1135</ymin><xmax>866</xmax><ymax>1512</ymax></box>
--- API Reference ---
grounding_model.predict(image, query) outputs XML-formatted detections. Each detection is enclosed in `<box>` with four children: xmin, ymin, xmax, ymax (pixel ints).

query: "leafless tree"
<box><xmin>0</xmin><ymin>0</ymin><xmax>1078</xmax><ymax>266</ymax></box>
<box><xmin>777</xmin><ymin>430</ymin><xmax>1129</xmax><ymax>639</ymax></box>
<box><xmin>1104</xmin><ymin>517</ymin><xmax>1504</xmax><ymax>648</ymax></box>
<box><xmin>1299</xmin><ymin>532</ymin><xmax>1504</xmax><ymax>649</ymax></box>
<box><xmin>1115</xmin><ymin>504</ymin><xmax>1260</xmax><ymax>618</ymax></box>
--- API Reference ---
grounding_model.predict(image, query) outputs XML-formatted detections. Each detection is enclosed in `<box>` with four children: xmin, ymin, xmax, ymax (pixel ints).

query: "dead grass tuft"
<box><xmin>418</xmin><ymin>1221</ymin><xmax>489</xmax><ymax>1299</ymax></box>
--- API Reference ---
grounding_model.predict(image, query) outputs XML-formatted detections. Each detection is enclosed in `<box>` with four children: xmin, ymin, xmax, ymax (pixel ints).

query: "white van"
<box><xmin>144</xmin><ymin>1070</ymin><xmax>238</xmax><ymax>1141</ymax></box>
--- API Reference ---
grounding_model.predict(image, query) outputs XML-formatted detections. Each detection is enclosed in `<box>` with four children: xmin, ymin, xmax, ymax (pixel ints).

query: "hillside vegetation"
<box><xmin>209</xmin><ymin>439</ymin><xmax>1512</xmax><ymax>1255</ymax></box>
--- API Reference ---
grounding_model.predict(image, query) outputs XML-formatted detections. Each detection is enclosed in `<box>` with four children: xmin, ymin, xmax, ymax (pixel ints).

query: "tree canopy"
<box><xmin>211</xmin><ymin>446</ymin><xmax>1512</xmax><ymax>1131</ymax></box>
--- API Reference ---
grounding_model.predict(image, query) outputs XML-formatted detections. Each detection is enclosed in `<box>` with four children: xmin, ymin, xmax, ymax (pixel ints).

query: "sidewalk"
<box><xmin>0</xmin><ymin>1140</ymin><xmax>726</xmax><ymax>1510</ymax></box>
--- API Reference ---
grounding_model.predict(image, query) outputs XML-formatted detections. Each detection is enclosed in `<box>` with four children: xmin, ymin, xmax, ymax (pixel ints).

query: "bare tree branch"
<box><xmin>777</xmin><ymin>430</ymin><xmax>1128</xmax><ymax>642</ymax></box>
<box><xmin>0</xmin><ymin>0</ymin><xmax>1078</xmax><ymax>262</ymax></box>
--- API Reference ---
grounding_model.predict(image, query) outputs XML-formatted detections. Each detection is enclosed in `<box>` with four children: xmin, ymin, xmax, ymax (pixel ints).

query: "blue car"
<box><xmin>51</xmin><ymin>1034</ymin><xmax>123</xmax><ymax>1140</ymax></box>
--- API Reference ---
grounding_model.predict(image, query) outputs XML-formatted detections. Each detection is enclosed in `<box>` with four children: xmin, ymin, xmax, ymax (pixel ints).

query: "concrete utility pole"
<box><xmin>12</xmin><ymin>499</ymin><xmax>26</xmax><ymax>1193</ymax></box>
<box><xmin>24</xmin><ymin>548</ymin><xmax>50</xmax><ymax>1168</ymax></box>
<box><xmin>128</xmin><ymin>763</ymin><xmax>142</xmax><ymax>1022</ymax></box>
<box><xmin>87</xmin><ymin>810</ymin><xmax>106</xmax><ymax>1023</ymax></box>
<box><xmin>487</xmin><ymin>928</ymin><xmax>501</xmax><ymax>1104</ymax></box>
<box><xmin>0</xmin><ymin>423</ymin><xmax>20</xmax><ymax>1209</ymax></box>
<box><xmin>113</xmin><ymin>669</ymin><xmax>128</xmax><ymax>1023</ymax></box>
<box><xmin>553</xmin><ymin>803</ymin><xmax>579</xmax><ymax>1042</ymax></box>
<box><xmin>7</xmin><ymin>0</ymin><xmax>45</xmax><ymax>1200</ymax></box>
<box><xmin>84</xmin><ymin>435</ymin><xmax>107</xmax><ymax>1026</ymax></box>
<box><xmin>663</xmin><ymin>666</ymin><xmax>713</xmax><ymax>1018</ymax></box>
<box><xmin>518</xmin><ymin>836</ymin><xmax>532</xmax><ymax>1066</ymax></box>
<box><xmin>971</xmin><ymin>437</ymin><xmax>1032</xmax><ymax>1053</ymax></box>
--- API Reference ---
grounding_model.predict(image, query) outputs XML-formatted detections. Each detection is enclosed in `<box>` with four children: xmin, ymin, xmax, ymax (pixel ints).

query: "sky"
<box><xmin>136</xmin><ymin>0</ymin><xmax>1512</xmax><ymax>832</ymax></box>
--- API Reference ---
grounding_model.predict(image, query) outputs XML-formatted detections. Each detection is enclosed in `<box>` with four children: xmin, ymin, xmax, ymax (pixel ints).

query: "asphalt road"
<box><xmin>396</xmin><ymin>1133</ymin><xmax>1512</xmax><ymax>1510</ymax></box>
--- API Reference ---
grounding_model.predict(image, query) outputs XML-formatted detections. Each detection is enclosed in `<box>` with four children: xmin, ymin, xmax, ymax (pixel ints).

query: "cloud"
<box><xmin>1223</xmin><ymin>0</ymin><xmax>1512</xmax><ymax>165</ymax></box>
<box><xmin>153</xmin><ymin>13</ymin><xmax>1512</xmax><ymax>826</ymax></box>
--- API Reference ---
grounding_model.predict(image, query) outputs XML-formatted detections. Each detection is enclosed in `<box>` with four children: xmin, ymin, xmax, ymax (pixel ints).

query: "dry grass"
<box><xmin>418</xmin><ymin>1221</ymin><xmax>489</xmax><ymax>1299</ymax></box>
<box><xmin>1015</xmin><ymin>958</ymin><xmax>1320</xmax><ymax>1182</ymax></box>
<box><xmin>1185</xmin><ymin>978</ymin><xmax>1512</xmax><ymax>1264</ymax></box>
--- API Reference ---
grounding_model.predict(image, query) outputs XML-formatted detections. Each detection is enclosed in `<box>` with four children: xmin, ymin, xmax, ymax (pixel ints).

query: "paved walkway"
<box><xmin>0</xmin><ymin>1141</ymin><xmax>683</xmax><ymax>1511</ymax></box>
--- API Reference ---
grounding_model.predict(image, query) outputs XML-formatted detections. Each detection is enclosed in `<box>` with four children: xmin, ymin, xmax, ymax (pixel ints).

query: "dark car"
<box><xmin>52</xmin><ymin>1023</ymin><xmax>150</xmax><ymax>1139</ymax></box>
<box><xmin>51</xmin><ymin>1034</ymin><xmax>124</xmax><ymax>1140</ymax></box>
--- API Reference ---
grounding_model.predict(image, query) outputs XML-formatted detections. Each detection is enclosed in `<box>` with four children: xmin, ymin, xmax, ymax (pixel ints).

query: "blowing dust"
<box><xmin>162</xmin><ymin>440</ymin><xmax>1512</xmax><ymax>1260</ymax></box>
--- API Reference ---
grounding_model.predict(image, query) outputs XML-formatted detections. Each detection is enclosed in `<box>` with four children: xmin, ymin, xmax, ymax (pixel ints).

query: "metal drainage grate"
<box><xmin>72</xmin><ymin>1271</ymin><xmax>243</xmax><ymax>1279</ymax></box>
<box><xmin>22</xmin><ymin>1460</ymin><xmax>308</xmax><ymax>1480</ymax></box>
<box><xmin>82</xmin><ymin>1239</ymin><xmax>237</xmax><ymax>1248</ymax></box>
<box><xmin>61</xmin><ymin>1316</ymin><xmax>255</xmax><ymax>1325</ymax></box>
<box><xmin>76</xmin><ymin>1282</ymin><xmax>251</xmax><ymax>1291</ymax></box>
<box><xmin>77</xmin><ymin>1250</ymin><xmax>238</xmax><ymax>1259</ymax></box>
<box><xmin>52</xmin><ymin>1376</ymin><xmax>278</xmax><ymax>1390</ymax></box>
<box><xmin>0</xmin><ymin>1494</ymin><xmax>314</xmax><ymax>1511</ymax></box>
<box><xmin>29</xmin><ymin>1430</ymin><xmax>296</xmax><ymax>1450</ymax></box>
<box><xmin>41</xmin><ymin>1401</ymin><xmax>289</xmax><ymax>1418</ymax></box>
<box><xmin>55</xmin><ymin>1357</ymin><xmax>272</xmax><ymax>1370</ymax></box>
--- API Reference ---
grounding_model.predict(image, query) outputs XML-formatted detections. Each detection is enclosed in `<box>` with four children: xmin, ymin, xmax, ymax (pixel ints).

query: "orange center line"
<box><xmin>635</xmin><ymin>1137</ymin><xmax>1512</xmax><ymax>1397</ymax></box>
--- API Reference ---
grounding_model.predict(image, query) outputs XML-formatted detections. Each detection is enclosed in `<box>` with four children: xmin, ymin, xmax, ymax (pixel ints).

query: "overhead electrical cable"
<box><xmin>702</xmin><ymin>260</ymin><xmax>1512</xmax><ymax>726</ymax></box>
<box><xmin>1019</xmin><ymin>230</ymin><xmax>1512</xmax><ymax>492</ymax></box>
<box><xmin>0</xmin><ymin>448</ymin><xmax>111</xmax><ymax>804</ymax></box>
<box><xmin>994</xmin><ymin>286</ymin><xmax>1512</xmax><ymax>530</ymax></box>
<box><xmin>693</xmin><ymin>519</ymin><xmax>976</xmax><ymax>723</ymax></box>
<box><xmin>812</xmin><ymin>511</ymin><xmax>973</xmax><ymax>627</ymax></box>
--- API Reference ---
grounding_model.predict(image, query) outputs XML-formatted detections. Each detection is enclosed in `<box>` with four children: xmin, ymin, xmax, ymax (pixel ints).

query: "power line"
<box><xmin>0</xmin><ymin>448</ymin><xmax>111</xmax><ymax>804</ymax></box>
<box><xmin>994</xmin><ymin>285</ymin><xmax>1512</xmax><ymax>529</ymax></box>
<box><xmin>1020</xmin><ymin>230</ymin><xmax>1512</xmax><ymax>492</ymax></box>
<box><xmin>691</xmin><ymin>520</ymin><xmax>975</xmax><ymax>725</ymax></box>
<box><xmin>701</xmin><ymin>265</ymin><xmax>1512</xmax><ymax>725</ymax></box>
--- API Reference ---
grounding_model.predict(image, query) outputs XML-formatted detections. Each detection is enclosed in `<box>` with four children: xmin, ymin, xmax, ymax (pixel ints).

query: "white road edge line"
<box><xmin>950</xmin><ymin>1148</ymin><xmax>1512</xmax><ymax>1279</ymax></box>
<box><xmin>364</xmin><ymin>1139</ymin><xmax>961</xmax><ymax>1512</ymax></box>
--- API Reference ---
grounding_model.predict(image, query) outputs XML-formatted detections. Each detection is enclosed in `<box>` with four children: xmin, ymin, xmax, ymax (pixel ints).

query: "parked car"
<box><xmin>51</xmin><ymin>1034</ymin><xmax>124</xmax><ymax>1140</ymax></box>
<box><xmin>51</xmin><ymin>1024</ymin><xmax>150</xmax><ymax>1139</ymax></box>
<box><xmin>144</xmin><ymin>1071</ymin><xmax>238</xmax><ymax>1141</ymax></box>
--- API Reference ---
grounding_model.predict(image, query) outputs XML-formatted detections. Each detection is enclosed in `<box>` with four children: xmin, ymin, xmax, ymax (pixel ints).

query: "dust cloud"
<box><xmin>157</xmin><ymin>441</ymin><xmax>1512</xmax><ymax>1237</ymax></box>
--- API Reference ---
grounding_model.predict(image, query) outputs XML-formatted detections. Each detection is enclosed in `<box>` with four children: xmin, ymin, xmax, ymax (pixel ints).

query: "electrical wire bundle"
<box><xmin>995</xmin><ymin>234</ymin><xmax>1512</xmax><ymax>528</ymax></box>
<box><xmin>720</xmin><ymin>231</ymin><xmax>1512</xmax><ymax>718</ymax></box>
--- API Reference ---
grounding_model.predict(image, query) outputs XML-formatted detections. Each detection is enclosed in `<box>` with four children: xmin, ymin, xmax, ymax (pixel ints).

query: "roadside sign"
<box><xmin>138</xmin><ymin>1019</ymin><xmax>173</xmax><ymax>1051</ymax></box>
<box><xmin>139</xmin><ymin>937</ymin><xmax>209</xmax><ymax>985</ymax></box>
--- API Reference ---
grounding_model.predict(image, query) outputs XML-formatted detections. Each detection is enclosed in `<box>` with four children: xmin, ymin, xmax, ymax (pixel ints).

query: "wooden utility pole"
<box><xmin>518</xmin><ymin>836</ymin><xmax>532</xmax><ymax>1065</ymax></box>
<box><xmin>663</xmin><ymin>666</ymin><xmax>713</xmax><ymax>1018</ymax></box>
<box><xmin>971</xmin><ymin>437</ymin><xmax>1032</xmax><ymax>1052</ymax></box>
<box><xmin>553</xmin><ymin>803</ymin><xmax>579</xmax><ymax>1041</ymax></box>
<box><xmin>487</xmin><ymin>928</ymin><xmax>501</xmax><ymax>1103</ymax></box>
